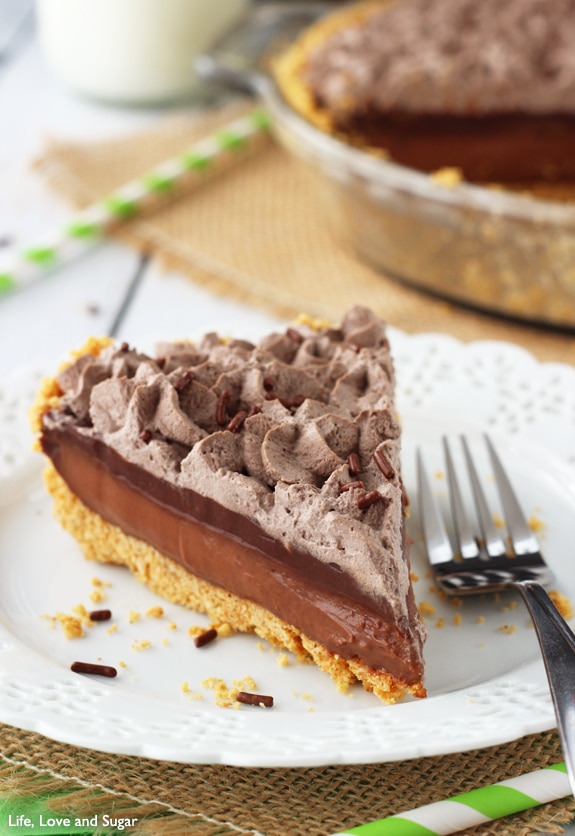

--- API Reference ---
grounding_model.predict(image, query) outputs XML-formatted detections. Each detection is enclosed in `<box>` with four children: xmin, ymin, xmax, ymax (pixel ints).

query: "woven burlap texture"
<box><xmin>1</xmin><ymin>725</ymin><xmax>574</xmax><ymax>836</ymax></box>
<box><xmin>34</xmin><ymin>101</ymin><xmax>575</xmax><ymax>365</ymax></box>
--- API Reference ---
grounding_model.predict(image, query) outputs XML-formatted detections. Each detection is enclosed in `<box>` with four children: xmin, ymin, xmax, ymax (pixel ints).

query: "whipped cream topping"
<box><xmin>304</xmin><ymin>0</ymin><xmax>575</xmax><ymax>117</ymax></box>
<box><xmin>46</xmin><ymin>308</ymin><xmax>420</xmax><ymax>632</ymax></box>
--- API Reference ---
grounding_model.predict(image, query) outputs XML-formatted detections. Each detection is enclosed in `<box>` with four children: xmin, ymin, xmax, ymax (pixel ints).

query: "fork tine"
<box><xmin>461</xmin><ymin>436</ymin><xmax>507</xmax><ymax>557</ymax></box>
<box><xmin>484</xmin><ymin>434</ymin><xmax>541</xmax><ymax>556</ymax></box>
<box><xmin>443</xmin><ymin>437</ymin><xmax>480</xmax><ymax>559</ymax></box>
<box><xmin>416</xmin><ymin>449</ymin><xmax>454</xmax><ymax>565</ymax></box>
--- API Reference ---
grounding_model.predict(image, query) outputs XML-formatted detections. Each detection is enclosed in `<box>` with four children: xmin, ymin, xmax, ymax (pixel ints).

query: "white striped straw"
<box><xmin>330</xmin><ymin>762</ymin><xmax>571</xmax><ymax>835</ymax></box>
<box><xmin>0</xmin><ymin>107</ymin><xmax>271</xmax><ymax>297</ymax></box>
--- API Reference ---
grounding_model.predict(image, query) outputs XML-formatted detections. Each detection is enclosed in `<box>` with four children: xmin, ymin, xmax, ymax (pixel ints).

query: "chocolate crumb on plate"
<box><xmin>71</xmin><ymin>661</ymin><xmax>117</xmax><ymax>678</ymax></box>
<box><xmin>236</xmin><ymin>691</ymin><xmax>274</xmax><ymax>708</ymax></box>
<box><xmin>194</xmin><ymin>627</ymin><xmax>218</xmax><ymax>648</ymax></box>
<box><xmin>89</xmin><ymin>609</ymin><xmax>112</xmax><ymax>622</ymax></box>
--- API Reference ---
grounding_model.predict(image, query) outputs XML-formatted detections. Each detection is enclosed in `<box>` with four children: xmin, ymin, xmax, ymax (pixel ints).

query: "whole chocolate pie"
<box><xmin>31</xmin><ymin>307</ymin><xmax>426</xmax><ymax>703</ymax></box>
<box><xmin>274</xmin><ymin>0</ymin><xmax>575</xmax><ymax>183</ymax></box>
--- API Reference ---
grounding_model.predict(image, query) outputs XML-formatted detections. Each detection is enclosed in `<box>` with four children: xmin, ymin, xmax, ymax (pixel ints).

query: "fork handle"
<box><xmin>516</xmin><ymin>580</ymin><xmax>575</xmax><ymax>797</ymax></box>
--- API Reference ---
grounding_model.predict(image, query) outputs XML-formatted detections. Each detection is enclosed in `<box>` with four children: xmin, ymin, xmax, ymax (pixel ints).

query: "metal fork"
<box><xmin>417</xmin><ymin>434</ymin><xmax>575</xmax><ymax>796</ymax></box>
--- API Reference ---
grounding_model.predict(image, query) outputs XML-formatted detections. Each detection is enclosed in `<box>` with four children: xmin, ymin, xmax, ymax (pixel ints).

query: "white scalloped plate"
<box><xmin>1</xmin><ymin>330</ymin><xmax>575</xmax><ymax>767</ymax></box>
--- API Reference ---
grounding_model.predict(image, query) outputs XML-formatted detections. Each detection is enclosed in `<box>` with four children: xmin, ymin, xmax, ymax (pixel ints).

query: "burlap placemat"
<box><xmin>1</xmin><ymin>724</ymin><xmax>574</xmax><ymax>836</ymax></box>
<box><xmin>10</xmin><ymin>102</ymin><xmax>573</xmax><ymax>835</ymax></box>
<box><xmin>33</xmin><ymin>100</ymin><xmax>575</xmax><ymax>365</ymax></box>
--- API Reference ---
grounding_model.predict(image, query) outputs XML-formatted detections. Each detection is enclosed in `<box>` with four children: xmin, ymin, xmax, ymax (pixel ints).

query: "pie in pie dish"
<box><xmin>274</xmin><ymin>0</ymin><xmax>575</xmax><ymax>185</ymax></box>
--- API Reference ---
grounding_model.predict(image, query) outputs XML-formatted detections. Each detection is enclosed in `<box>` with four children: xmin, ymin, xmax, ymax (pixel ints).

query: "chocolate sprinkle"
<box><xmin>286</xmin><ymin>327</ymin><xmax>304</xmax><ymax>344</ymax></box>
<box><xmin>348</xmin><ymin>452</ymin><xmax>361</xmax><ymax>476</ymax></box>
<box><xmin>138</xmin><ymin>428</ymin><xmax>152</xmax><ymax>443</ymax></box>
<box><xmin>71</xmin><ymin>661</ymin><xmax>117</xmax><ymax>678</ymax></box>
<box><xmin>247</xmin><ymin>405</ymin><xmax>261</xmax><ymax>417</ymax></box>
<box><xmin>174</xmin><ymin>370</ymin><xmax>194</xmax><ymax>393</ymax></box>
<box><xmin>401</xmin><ymin>481</ymin><xmax>410</xmax><ymax>508</ymax></box>
<box><xmin>194</xmin><ymin>628</ymin><xmax>218</xmax><ymax>648</ymax></box>
<box><xmin>236</xmin><ymin>691</ymin><xmax>274</xmax><ymax>708</ymax></box>
<box><xmin>216</xmin><ymin>390</ymin><xmax>231</xmax><ymax>426</ymax></box>
<box><xmin>263</xmin><ymin>376</ymin><xmax>275</xmax><ymax>392</ymax></box>
<box><xmin>374</xmin><ymin>449</ymin><xmax>395</xmax><ymax>479</ymax></box>
<box><xmin>227</xmin><ymin>410</ymin><xmax>248</xmax><ymax>433</ymax></box>
<box><xmin>89</xmin><ymin>609</ymin><xmax>112</xmax><ymax>622</ymax></box>
<box><xmin>357</xmin><ymin>490</ymin><xmax>382</xmax><ymax>510</ymax></box>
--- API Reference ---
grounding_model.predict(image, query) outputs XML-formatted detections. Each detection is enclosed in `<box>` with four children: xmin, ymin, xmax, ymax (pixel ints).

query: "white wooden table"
<box><xmin>0</xmin><ymin>1</ymin><xmax>281</xmax><ymax>381</ymax></box>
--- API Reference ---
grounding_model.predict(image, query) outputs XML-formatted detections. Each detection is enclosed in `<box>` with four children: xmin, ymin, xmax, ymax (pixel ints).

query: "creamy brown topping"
<box><xmin>43</xmin><ymin>307</ymin><xmax>420</xmax><ymax>638</ymax></box>
<box><xmin>305</xmin><ymin>0</ymin><xmax>575</xmax><ymax>117</ymax></box>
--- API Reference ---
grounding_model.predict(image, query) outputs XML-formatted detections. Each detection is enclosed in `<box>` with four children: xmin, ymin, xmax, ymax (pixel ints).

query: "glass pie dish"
<box><xmin>196</xmin><ymin>2</ymin><xmax>575</xmax><ymax>331</ymax></box>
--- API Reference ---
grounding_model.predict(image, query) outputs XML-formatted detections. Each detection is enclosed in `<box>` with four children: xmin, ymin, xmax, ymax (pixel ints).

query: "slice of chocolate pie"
<box><xmin>31</xmin><ymin>307</ymin><xmax>426</xmax><ymax>703</ymax></box>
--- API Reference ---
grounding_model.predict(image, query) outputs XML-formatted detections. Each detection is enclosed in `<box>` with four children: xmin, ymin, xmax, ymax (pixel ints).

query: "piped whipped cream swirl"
<box><xmin>305</xmin><ymin>0</ymin><xmax>575</xmax><ymax>117</ymax></box>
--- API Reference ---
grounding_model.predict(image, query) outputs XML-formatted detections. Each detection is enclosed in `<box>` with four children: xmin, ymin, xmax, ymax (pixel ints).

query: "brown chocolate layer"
<box><xmin>328</xmin><ymin>112</ymin><xmax>575</xmax><ymax>183</ymax></box>
<box><xmin>41</xmin><ymin>422</ymin><xmax>424</xmax><ymax>684</ymax></box>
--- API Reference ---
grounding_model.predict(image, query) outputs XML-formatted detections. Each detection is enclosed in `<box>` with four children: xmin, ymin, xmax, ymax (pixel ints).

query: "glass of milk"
<box><xmin>35</xmin><ymin>0</ymin><xmax>250</xmax><ymax>105</ymax></box>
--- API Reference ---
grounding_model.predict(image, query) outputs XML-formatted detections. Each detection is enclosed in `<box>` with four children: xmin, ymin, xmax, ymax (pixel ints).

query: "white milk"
<box><xmin>35</xmin><ymin>0</ymin><xmax>250</xmax><ymax>105</ymax></box>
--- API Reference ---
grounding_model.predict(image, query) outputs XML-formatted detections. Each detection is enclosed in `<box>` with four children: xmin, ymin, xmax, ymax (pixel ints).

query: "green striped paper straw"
<box><xmin>331</xmin><ymin>762</ymin><xmax>570</xmax><ymax>835</ymax></box>
<box><xmin>0</xmin><ymin>107</ymin><xmax>271</xmax><ymax>297</ymax></box>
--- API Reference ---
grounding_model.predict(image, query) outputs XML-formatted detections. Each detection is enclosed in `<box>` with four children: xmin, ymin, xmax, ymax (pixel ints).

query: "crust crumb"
<box><xmin>202</xmin><ymin>675</ymin><xmax>259</xmax><ymax>708</ymax></box>
<box><xmin>418</xmin><ymin>601</ymin><xmax>437</xmax><ymax>617</ymax></box>
<box><xmin>430</xmin><ymin>167</ymin><xmax>462</xmax><ymax>188</ymax></box>
<box><xmin>548</xmin><ymin>590</ymin><xmax>573</xmax><ymax>620</ymax></box>
<box><xmin>57</xmin><ymin>614</ymin><xmax>84</xmax><ymax>639</ymax></box>
<box><xmin>212</xmin><ymin>622</ymin><xmax>233</xmax><ymax>638</ymax></box>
